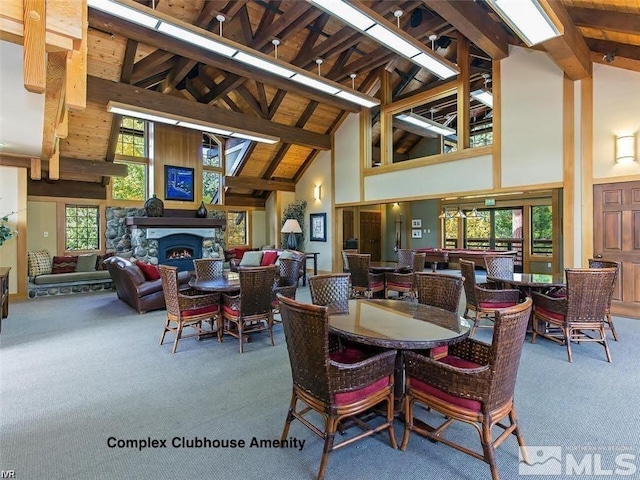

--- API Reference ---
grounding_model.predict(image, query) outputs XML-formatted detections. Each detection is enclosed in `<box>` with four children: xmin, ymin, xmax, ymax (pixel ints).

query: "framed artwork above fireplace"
<box><xmin>164</xmin><ymin>165</ymin><xmax>194</xmax><ymax>202</ymax></box>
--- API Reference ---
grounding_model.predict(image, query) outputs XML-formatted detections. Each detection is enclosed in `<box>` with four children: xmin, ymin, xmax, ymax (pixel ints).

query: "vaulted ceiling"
<box><xmin>3</xmin><ymin>0</ymin><xmax>640</xmax><ymax>205</ymax></box>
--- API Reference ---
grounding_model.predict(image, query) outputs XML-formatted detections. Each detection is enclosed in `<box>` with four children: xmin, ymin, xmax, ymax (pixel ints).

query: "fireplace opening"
<box><xmin>167</xmin><ymin>247</ymin><xmax>194</xmax><ymax>259</ymax></box>
<box><xmin>158</xmin><ymin>234</ymin><xmax>202</xmax><ymax>272</ymax></box>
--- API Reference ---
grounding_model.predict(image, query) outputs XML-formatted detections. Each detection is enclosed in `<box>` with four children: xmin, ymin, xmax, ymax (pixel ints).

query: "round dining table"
<box><xmin>188</xmin><ymin>271</ymin><xmax>241</xmax><ymax>293</ymax></box>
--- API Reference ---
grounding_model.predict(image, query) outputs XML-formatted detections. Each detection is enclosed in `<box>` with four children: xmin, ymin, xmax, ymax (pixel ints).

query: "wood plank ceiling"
<box><xmin>53</xmin><ymin>0</ymin><xmax>640</xmax><ymax>204</ymax></box>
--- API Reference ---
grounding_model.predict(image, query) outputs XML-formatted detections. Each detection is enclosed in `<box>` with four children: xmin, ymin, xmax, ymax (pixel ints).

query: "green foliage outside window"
<box><xmin>112</xmin><ymin>162</ymin><xmax>146</xmax><ymax>201</ymax></box>
<box><xmin>202</xmin><ymin>134</ymin><xmax>222</xmax><ymax>204</ymax></box>
<box><xmin>115</xmin><ymin>117</ymin><xmax>146</xmax><ymax>157</ymax></box>
<box><xmin>202</xmin><ymin>171</ymin><xmax>221</xmax><ymax>204</ymax></box>
<box><xmin>532</xmin><ymin>205</ymin><xmax>553</xmax><ymax>255</ymax></box>
<box><xmin>227</xmin><ymin>211</ymin><xmax>247</xmax><ymax>246</ymax></box>
<box><xmin>66</xmin><ymin>205</ymin><xmax>99</xmax><ymax>251</ymax></box>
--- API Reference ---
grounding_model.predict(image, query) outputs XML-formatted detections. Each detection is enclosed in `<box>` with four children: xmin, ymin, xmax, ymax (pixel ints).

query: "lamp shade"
<box><xmin>615</xmin><ymin>134</ymin><xmax>636</xmax><ymax>163</ymax></box>
<box><xmin>281</xmin><ymin>219</ymin><xmax>302</xmax><ymax>233</ymax></box>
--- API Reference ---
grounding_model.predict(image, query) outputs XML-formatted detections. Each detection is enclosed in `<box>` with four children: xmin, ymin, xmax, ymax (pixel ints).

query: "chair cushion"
<box><xmin>410</xmin><ymin>377</ymin><xmax>481</xmax><ymax>412</ymax></box>
<box><xmin>136</xmin><ymin>261</ymin><xmax>160</xmax><ymax>281</ymax></box>
<box><xmin>430</xmin><ymin>346</ymin><xmax>448</xmax><ymax>359</ymax></box>
<box><xmin>370</xmin><ymin>281</ymin><xmax>385</xmax><ymax>290</ymax></box>
<box><xmin>386</xmin><ymin>281</ymin><xmax>412</xmax><ymax>289</ymax></box>
<box><xmin>478</xmin><ymin>301</ymin><xmax>517</xmax><ymax>309</ymax></box>
<box><xmin>51</xmin><ymin>255</ymin><xmax>78</xmax><ymax>274</ymax></box>
<box><xmin>330</xmin><ymin>347</ymin><xmax>366</xmax><ymax>364</ymax></box>
<box><xmin>536</xmin><ymin>306</ymin><xmax>565</xmax><ymax>322</ymax></box>
<box><xmin>223</xmin><ymin>304</ymin><xmax>240</xmax><ymax>316</ymax></box>
<box><xmin>334</xmin><ymin>377</ymin><xmax>389</xmax><ymax>405</ymax></box>
<box><xmin>439</xmin><ymin>355</ymin><xmax>482</xmax><ymax>369</ymax></box>
<box><xmin>240</xmin><ymin>251</ymin><xmax>263</xmax><ymax>267</ymax></box>
<box><xmin>182</xmin><ymin>304</ymin><xmax>219</xmax><ymax>317</ymax></box>
<box><xmin>261</xmin><ymin>250</ymin><xmax>278</xmax><ymax>266</ymax></box>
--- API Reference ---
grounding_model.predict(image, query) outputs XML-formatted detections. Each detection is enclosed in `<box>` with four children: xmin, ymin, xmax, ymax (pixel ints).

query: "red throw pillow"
<box><xmin>234</xmin><ymin>247</ymin><xmax>251</xmax><ymax>260</ymax></box>
<box><xmin>51</xmin><ymin>255</ymin><xmax>78</xmax><ymax>274</ymax></box>
<box><xmin>261</xmin><ymin>250</ymin><xmax>278</xmax><ymax>266</ymax></box>
<box><xmin>136</xmin><ymin>261</ymin><xmax>160</xmax><ymax>281</ymax></box>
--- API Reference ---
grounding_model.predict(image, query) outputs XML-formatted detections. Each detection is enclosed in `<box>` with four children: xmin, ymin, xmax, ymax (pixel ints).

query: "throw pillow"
<box><xmin>135</xmin><ymin>261</ymin><xmax>160</xmax><ymax>281</ymax></box>
<box><xmin>279</xmin><ymin>250</ymin><xmax>296</xmax><ymax>260</ymax></box>
<box><xmin>239</xmin><ymin>251</ymin><xmax>263</xmax><ymax>267</ymax></box>
<box><xmin>76</xmin><ymin>253</ymin><xmax>98</xmax><ymax>272</ymax></box>
<box><xmin>96</xmin><ymin>252</ymin><xmax>115</xmax><ymax>270</ymax></box>
<box><xmin>28</xmin><ymin>250</ymin><xmax>52</xmax><ymax>276</ymax></box>
<box><xmin>260</xmin><ymin>250</ymin><xmax>278</xmax><ymax>266</ymax></box>
<box><xmin>51</xmin><ymin>256</ymin><xmax>78</xmax><ymax>274</ymax></box>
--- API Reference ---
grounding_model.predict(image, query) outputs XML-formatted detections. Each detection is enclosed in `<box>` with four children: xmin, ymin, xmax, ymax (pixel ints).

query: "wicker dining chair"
<box><xmin>346</xmin><ymin>253</ymin><xmax>384</xmax><ymax>298</ymax></box>
<box><xmin>396</xmin><ymin>249</ymin><xmax>415</xmax><ymax>269</ymax></box>
<box><xmin>308</xmin><ymin>273</ymin><xmax>351</xmax><ymax>314</ymax></box>
<box><xmin>531</xmin><ymin>267</ymin><xmax>617</xmax><ymax>363</ymax></box>
<box><xmin>588</xmin><ymin>258</ymin><xmax>620</xmax><ymax>341</ymax></box>
<box><xmin>460</xmin><ymin>259</ymin><xmax>520</xmax><ymax>336</ymax></box>
<box><xmin>193</xmin><ymin>257</ymin><xmax>224</xmax><ymax>280</ymax></box>
<box><xmin>415</xmin><ymin>272</ymin><xmax>464</xmax><ymax>359</ymax></box>
<box><xmin>277</xmin><ymin>294</ymin><xmax>397</xmax><ymax>480</ymax></box>
<box><xmin>222</xmin><ymin>265</ymin><xmax>277</xmax><ymax>353</ymax></box>
<box><xmin>484</xmin><ymin>255</ymin><xmax>515</xmax><ymax>288</ymax></box>
<box><xmin>401</xmin><ymin>297</ymin><xmax>533</xmax><ymax>480</ymax></box>
<box><xmin>341</xmin><ymin>249</ymin><xmax>358</xmax><ymax>273</ymax></box>
<box><xmin>271</xmin><ymin>258</ymin><xmax>301</xmax><ymax>317</ymax></box>
<box><xmin>385</xmin><ymin>252</ymin><xmax>426</xmax><ymax>300</ymax></box>
<box><xmin>158</xmin><ymin>265</ymin><xmax>220</xmax><ymax>354</ymax></box>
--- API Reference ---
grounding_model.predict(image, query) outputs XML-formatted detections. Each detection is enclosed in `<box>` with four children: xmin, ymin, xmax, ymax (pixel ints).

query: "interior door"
<box><xmin>360</xmin><ymin>211</ymin><xmax>381</xmax><ymax>261</ymax></box>
<box><xmin>593</xmin><ymin>181</ymin><xmax>640</xmax><ymax>319</ymax></box>
<box><xmin>343</xmin><ymin>210</ymin><xmax>354</xmax><ymax>247</ymax></box>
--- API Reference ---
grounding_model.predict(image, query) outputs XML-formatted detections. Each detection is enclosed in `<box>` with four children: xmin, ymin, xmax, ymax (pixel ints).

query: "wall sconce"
<box><xmin>313</xmin><ymin>185</ymin><xmax>322</xmax><ymax>201</ymax></box>
<box><xmin>615</xmin><ymin>133</ymin><xmax>637</xmax><ymax>164</ymax></box>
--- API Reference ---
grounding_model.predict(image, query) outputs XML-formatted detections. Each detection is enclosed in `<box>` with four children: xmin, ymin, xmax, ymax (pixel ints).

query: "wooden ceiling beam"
<box><xmin>0</xmin><ymin>153</ymin><xmax>128</xmax><ymax>177</ymax></box>
<box><xmin>87</xmin><ymin>75</ymin><xmax>331</xmax><ymax>150</ymax></box>
<box><xmin>65</xmin><ymin>0</ymin><xmax>87</xmax><ymax>111</ymax></box>
<box><xmin>224</xmin><ymin>177</ymin><xmax>295</xmax><ymax>191</ymax></box>
<box><xmin>255</xmin><ymin>82</ymin><xmax>269</xmax><ymax>118</ymax></box>
<box><xmin>41</xmin><ymin>51</ymin><xmax>66</xmax><ymax>180</ymax></box>
<box><xmin>268</xmin><ymin>89</ymin><xmax>287</xmax><ymax>119</ymax></box>
<box><xmin>540</xmin><ymin>0</ymin><xmax>592</xmax><ymax>80</ymax></box>
<box><xmin>224</xmin><ymin>194</ymin><xmax>265</xmax><ymax>208</ymax></box>
<box><xmin>424</xmin><ymin>0</ymin><xmax>509</xmax><ymax>60</ymax></box>
<box><xmin>236</xmin><ymin>84</ymin><xmax>265</xmax><ymax>118</ymax></box>
<box><xmin>88</xmin><ymin>10</ymin><xmax>361</xmax><ymax>113</ymax></box>
<box><xmin>586</xmin><ymin>38</ymin><xmax>640</xmax><ymax>62</ymax></box>
<box><xmin>567</xmin><ymin>7</ymin><xmax>640</xmax><ymax>36</ymax></box>
<box><xmin>131</xmin><ymin>50</ymin><xmax>175</xmax><ymax>84</ymax></box>
<box><xmin>22</xmin><ymin>0</ymin><xmax>47</xmax><ymax>94</ymax></box>
<box><xmin>253</xmin><ymin>4</ymin><xmax>319</xmax><ymax>51</ymax></box>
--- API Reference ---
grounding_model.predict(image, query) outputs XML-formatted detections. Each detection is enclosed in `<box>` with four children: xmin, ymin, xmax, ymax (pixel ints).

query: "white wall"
<box><xmin>265</xmin><ymin>193</ymin><xmax>278</xmax><ymax>246</ymax></box>
<box><xmin>0</xmin><ymin>167</ymin><xmax>20</xmax><ymax>293</ymax></box>
<box><xmin>364</xmin><ymin>155</ymin><xmax>493</xmax><ymax>201</ymax></box>
<box><xmin>297</xmin><ymin>150</ymin><xmax>332</xmax><ymax>273</ymax></box>
<box><xmin>501</xmin><ymin>46</ymin><xmax>564</xmax><ymax>187</ymax></box>
<box><xmin>334</xmin><ymin>113</ymin><xmax>361</xmax><ymax>205</ymax></box>
<box><xmin>250</xmin><ymin>210</ymin><xmax>267</xmax><ymax>248</ymax></box>
<box><xmin>593</xmin><ymin>63</ymin><xmax>640</xmax><ymax>179</ymax></box>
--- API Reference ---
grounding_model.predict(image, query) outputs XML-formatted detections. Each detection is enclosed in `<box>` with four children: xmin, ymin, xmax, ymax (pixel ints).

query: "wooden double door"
<box><xmin>593</xmin><ymin>181</ymin><xmax>640</xmax><ymax>318</ymax></box>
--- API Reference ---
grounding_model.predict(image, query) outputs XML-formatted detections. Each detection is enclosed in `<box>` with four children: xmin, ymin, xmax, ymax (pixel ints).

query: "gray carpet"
<box><xmin>1</xmin><ymin>280</ymin><xmax>639</xmax><ymax>480</ymax></box>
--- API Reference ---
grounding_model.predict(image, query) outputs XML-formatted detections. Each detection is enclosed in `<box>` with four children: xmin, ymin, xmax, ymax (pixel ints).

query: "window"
<box><xmin>227</xmin><ymin>211</ymin><xmax>247</xmax><ymax>246</ymax></box>
<box><xmin>531</xmin><ymin>205</ymin><xmax>553</xmax><ymax>256</ymax></box>
<box><xmin>65</xmin><ymin>205</ymin><xmax>99</xmax><ymax>251</ymax></box>
<box><xmin>112</xmin><ymin>160</ymin><xmax>147</xmax><ymax>201</ymax></box>
<box><xmin>202</xmin><ymin>134</ymin><xmax>223</xmax><ymax>205</ymax></box>
<box><xmin>113</xmin><ymin>116</ymin><xmax>149</xmax><ymax>201</ymax></box>
<box><xmin>444</xmin><ymin>217</ymin><xmax>459</xmax><ymax>248</ymax></box>
<box><xmin>115</xmin><ymin>116</ymin><xmax>146</xmax><ymax>158</ymax></box>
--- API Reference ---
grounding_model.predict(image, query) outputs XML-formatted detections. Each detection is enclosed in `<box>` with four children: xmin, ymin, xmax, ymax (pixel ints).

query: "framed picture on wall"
<box><xmin>411</xmin><ymin>219</ymin><xmax>422</xmax><ymax>228</ymax></box>
<box><xmin>310</xmin><ymin>213</ymin><xmax>327</xmax><ymax>242</ymax></box>
<box><xmin>164</xmin><ymin>165</ymin><xmax>194</xmax><ymax>202</ymax></box>
<box><xmin>411</xmin><ymin>229</ymin><xmax>422</xmax><ymax>239</ymax></box>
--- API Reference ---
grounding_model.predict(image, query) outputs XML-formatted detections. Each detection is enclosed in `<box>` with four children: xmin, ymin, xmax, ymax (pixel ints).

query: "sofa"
<box><xmin>105</xmin><ymin>256</ymin><xmax>191</xmax><ymax>313</ymax></box>
<box><xmin>27</xmin><ymin>250</ymin><xmax>113</xmax><ymax>298</ymax></box>
<box><xmin>228</xmin><ymin>249</ymin><xmax>307</xmax><ymax>283</ymax></box>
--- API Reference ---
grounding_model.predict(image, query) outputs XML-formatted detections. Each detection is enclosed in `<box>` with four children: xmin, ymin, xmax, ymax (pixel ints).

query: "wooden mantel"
<box><xmin>125</xmin><ymin>217</ymin><xmax>225</xmax><ymax>228</ymax></box>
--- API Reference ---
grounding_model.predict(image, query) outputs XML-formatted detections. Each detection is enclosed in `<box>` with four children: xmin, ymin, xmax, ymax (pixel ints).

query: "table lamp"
<box><xmin>281</xmin><ymin>219</ymin><xmax>302</xmax><ymax>250</ymax></box>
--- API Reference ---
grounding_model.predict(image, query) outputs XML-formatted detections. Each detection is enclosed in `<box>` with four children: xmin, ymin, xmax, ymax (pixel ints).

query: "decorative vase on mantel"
<box><xmin>196</xmin><ymin>201</ymin><xmax>208</xmax><ymax>218</ymax></box>
<box><xmin>144</xmin><ymin>194</ymin><xmax>164</xmax><ymax>217</ymax></box>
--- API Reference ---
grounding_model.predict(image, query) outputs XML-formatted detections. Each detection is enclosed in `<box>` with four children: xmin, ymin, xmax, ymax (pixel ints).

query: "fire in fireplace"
<box><xmin>167</xmin><ymin>248</ymin><xmax>194</xmax><ymax>259</ymax></box>
<box><xmin>158</xmin><ymin>234</ymin><xmax>202</xmax><ymax>271</ymax></box>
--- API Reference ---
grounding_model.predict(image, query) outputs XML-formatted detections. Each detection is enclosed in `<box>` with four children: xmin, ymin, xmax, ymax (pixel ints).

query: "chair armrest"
<box><xmin>448</xmin><ymin>338</ymin><xmax>492</xmax><ymax>365</ymax></box>
<box><xmin>177</xmin><ymin>289</ymin><xmax>220</xmax><ymax>310</ymax></box>
<box><xmin>329</xmin><ymin>349</ymin><xmax>397</xmax><ymax>393</ymax></box>
<box><xmin>404</xmin><ymin>350</ymin><xmax>491</xmax><ymax>402</ymax></box>
<box><xmin>272</xmin><ymin>285</ymin><xmax>296</xmax><ymax>301</ymax></box>
<box><xmin>532</xmin><ymin>291</ymin><xmax>567</xmax><ymax>315</ymax></box>
<box><xmin>385</xmin><ymin>272</ymin><xmax>412</xmax><ymax>284</ymax></box>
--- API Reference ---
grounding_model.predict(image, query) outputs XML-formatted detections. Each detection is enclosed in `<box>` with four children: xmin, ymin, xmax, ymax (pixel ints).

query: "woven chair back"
<box><xmin>238</xmin><ymin>265</ymin><xmax>278</xmax><ymax>317</ymax></box>
<box><xmin>345</xmin><ymin>254</ymin><xmax>371</xmax><ymax>289</ymax></box>
<box><xmin>412</xmin><ymin>252</ymin><xmax>426</xmax><ymax>274</ymax></box>
<box><xmin>565</xmin><ymin>268</ymin><xmax>617</xmax><ymax>322</ymax></box>
<box><xmin>396</xmin><ymin>249</ymin><xmax>415</xmax><ymax>269</ymax></box>
<box><xmin>588</xmin><ymin>259</ymin><xmax>619</xmax><ymax>308</ymax></box>
<box><xmin>459</xmin><ymin>259</ymin><xmax>478</xmax><ymax>307</ymax></box>
<box><xmin>309</xmin><ymin>273</ymin><xmax>351</xmax><ymax>314</ymax></box>
<box><xmin>277</xmin><ymin>258</ymin><xmax>301</xmax><ymax>287</ymax></box>
<box><xmin>194</xmin><ymin>258</ymin><xmax>224</xmax><ymax>280</ymax></box>
<box><xmin>341</xmin><ymin>249</ymin><xmax>358</xmax><ymax>272</ymax></box>
<box><xmin>484</xmin><ymin>256</ymin><xmax>514</xmax><ymax>279</ymax></box>
<box><xmin>278</xmin><ymin>295</ymin><xmax>332</xmax><ymax>404</ymax></box>
<box><xmin>415</xmin><ymin>272</ymin><xmax>463</xmax><ymax>313</ymax></box>
<box><xmin>159</xmin><ymin>265</ymin><xmax>180</xmax><ymax>317</ymax></box>
<box><xmin>485</xmin><ymin>297</ymin><xmax>532</xmax><ymax>410</ymax></box>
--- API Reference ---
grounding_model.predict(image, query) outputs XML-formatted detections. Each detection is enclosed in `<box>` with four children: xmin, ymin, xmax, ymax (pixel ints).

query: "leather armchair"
<box><xmin>105</xmin><ymin>256</ymin><xmax>190</xmax><ymax>314</ymax></box>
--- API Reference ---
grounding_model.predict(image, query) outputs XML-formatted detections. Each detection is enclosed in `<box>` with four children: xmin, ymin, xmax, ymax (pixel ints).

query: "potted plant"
<box><xmin>0</xmin><ymin>212</ymin><xmax>17</xmax><ymax>246</ymax></box>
